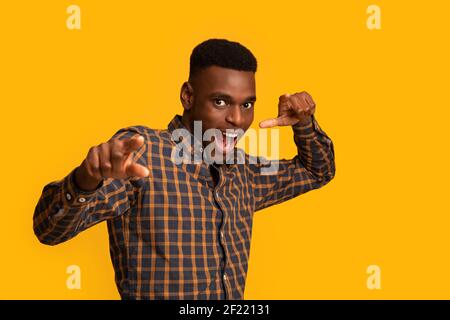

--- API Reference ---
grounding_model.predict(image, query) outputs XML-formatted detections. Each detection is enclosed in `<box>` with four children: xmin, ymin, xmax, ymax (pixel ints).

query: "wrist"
<box><xmin>293</xmin><ymin>115</ymin><xmax>313</xmax><ymax>127</ymax></box>
<box><xmin>74</xmin><ymin>161</ymin><xmax>103</xmax><ymax>191</ymax></box>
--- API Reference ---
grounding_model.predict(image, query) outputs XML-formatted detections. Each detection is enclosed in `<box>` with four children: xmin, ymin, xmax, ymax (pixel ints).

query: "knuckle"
<box><xmin>101</xmin><ymin>162</ymin><xmax>112</xmax><ymax>170</ymax></box>
<box><xmin>110</xmin><ymin>138</ymin><xmax>121</xmax><ymax>146</ymax></box>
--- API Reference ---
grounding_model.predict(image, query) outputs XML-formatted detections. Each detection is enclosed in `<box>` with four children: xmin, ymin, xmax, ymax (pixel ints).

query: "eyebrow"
<box><xmin>209</xmin><ymin>92</ymin><xmax>257</xmax><ymax>102</ymax></box>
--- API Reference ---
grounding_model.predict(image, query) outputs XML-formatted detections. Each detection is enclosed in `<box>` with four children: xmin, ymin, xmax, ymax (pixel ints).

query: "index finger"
<box><xmin>123</xmin><ymin>134</ymin><xmax>145</xmax><ymax>153</ymax></box>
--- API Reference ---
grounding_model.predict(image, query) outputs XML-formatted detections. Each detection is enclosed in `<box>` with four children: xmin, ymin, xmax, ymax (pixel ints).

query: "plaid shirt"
<box><xmin>33</xmin><ymin>114</ymin><xmax>335</xmax><ymax>300</ymax></box>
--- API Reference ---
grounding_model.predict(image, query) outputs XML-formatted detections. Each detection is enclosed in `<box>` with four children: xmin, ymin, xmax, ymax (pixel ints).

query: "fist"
<box><xmin>259</xmin><ymin>91</ymin><xmax>316</xmax><ymax>128</ymax></box>
<box><xmin>75</xmin><ymin>134</ymin><xmax>149</xmax><ymax>191</ymax></box>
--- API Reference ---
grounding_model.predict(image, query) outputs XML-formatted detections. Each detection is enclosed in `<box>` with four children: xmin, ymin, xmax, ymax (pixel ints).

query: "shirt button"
<box><xmin>78</xmin><ymin>197</ymin><xmax>86</xmax><ymax>203</ymax></box>
<box><xmin>223</xmin><ymin>274</ymin><xmax>227</xmax><ymax>281</ymax></box>
<box><xmin>65</xmin><ymin>193</ymin><xmax>72</xmax><ymax>201</ymax></box>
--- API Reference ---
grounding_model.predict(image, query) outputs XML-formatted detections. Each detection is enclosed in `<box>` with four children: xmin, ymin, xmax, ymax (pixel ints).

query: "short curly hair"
<box><xmin>189</xmin><ymin>39</ymin><xmax>257</xmax><ymax>80</ymax></box>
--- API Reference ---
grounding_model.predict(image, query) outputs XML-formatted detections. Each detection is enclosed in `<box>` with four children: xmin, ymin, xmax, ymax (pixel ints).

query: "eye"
<box><xmin>243</xmin><ymin>102</ymin><xmax>254</xmax><ymax>109</ymax></box>
<box><xmin>214</xmin><ymin>99</ymin><xmax>227</xmax><ymax>107</ymax></box>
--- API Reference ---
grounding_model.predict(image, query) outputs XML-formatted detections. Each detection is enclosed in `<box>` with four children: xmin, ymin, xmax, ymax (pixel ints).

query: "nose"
<box><xmin>225</xmin><ymin>104</ymin><xmax>244</xmax><ymax>128</ymax></box>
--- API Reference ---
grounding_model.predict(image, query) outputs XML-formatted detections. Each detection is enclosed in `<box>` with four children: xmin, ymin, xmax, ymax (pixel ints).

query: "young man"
<box><xmin>33</xmin><ymin>39</ymin><xmax>335</xmax><ymax>300</ymax></box>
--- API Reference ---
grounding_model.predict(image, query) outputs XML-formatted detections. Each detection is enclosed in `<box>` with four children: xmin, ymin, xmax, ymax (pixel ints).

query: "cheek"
<box><xmin>192</xmin><ymin>100</ymin><xmax>213</xmax><ymax>118</ymax></box>
<box><xmin>195</xmin><ymin>107</ymin><xmax>224</xmax><ymax>128</ymax></box>
<box><xmin>244</xmin><ymin>110</ymin><xmax>254</xmax><ymax>126</ymax></box>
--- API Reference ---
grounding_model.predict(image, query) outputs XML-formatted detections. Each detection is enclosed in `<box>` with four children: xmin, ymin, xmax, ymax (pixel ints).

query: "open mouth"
<box><xmin>214</xmin><ymin>130</ymin><xmax>240</xmax><ymax>154</ymax></box>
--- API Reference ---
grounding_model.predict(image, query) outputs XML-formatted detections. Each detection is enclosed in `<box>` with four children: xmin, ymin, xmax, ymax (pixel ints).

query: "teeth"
<box><xmin>223</xmin><ymin>132</ymin><xmax>238</xmax><ymax>138</ymax></box>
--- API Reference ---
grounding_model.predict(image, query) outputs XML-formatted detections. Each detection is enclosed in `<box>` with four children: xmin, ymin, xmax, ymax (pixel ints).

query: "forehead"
<box><xmin>193</xmin><ymin>65</ymin><xmax>256</xmax><ymax>95</ymax></box>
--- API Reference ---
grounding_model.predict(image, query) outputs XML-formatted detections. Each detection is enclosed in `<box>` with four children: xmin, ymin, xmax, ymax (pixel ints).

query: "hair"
<box><xmin>189</xmin><ymin>38</ymin><xmax>257</xmax><ymax>80</ymax></box>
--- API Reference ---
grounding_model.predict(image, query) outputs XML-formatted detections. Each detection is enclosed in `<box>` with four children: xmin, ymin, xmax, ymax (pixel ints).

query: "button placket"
<box><xmin>211</xmin><ymin>165</ymin><xmax>231</xmax><ymax>299</ymax></box>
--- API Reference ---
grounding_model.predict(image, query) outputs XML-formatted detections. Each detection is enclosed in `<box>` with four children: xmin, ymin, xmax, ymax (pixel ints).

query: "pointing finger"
<box><xmin>123</xmin><ymin>135</ymin><xmax>145</xmax><ymax>154</ymax></box>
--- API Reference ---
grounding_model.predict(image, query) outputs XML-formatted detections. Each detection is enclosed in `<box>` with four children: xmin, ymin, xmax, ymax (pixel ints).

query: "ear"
<box><xmin>180</xmin><ymin>81</ymin><xmax>194</xmax><ymax>111</ymax></box>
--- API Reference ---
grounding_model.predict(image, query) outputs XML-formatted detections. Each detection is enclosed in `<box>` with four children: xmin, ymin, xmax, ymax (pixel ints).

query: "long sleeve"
<box><xmin>33</xmin><ymin>127</ymin><xmax>148</xmax><ymax>245</ymax></box>
<box><xmin>249</xmin><ymin>115</ymin><xmax>335</xmax><ymax>212</ymax></box>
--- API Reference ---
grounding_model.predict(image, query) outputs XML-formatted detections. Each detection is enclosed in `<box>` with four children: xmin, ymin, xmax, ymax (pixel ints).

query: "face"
<box><xmin>180</xmin><ymin>65</ymin><xmax>256</xmax><ymax>159</ymax></box>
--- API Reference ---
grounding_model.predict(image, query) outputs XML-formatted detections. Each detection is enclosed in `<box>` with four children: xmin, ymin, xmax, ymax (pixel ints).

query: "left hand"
<box><xmin>259</xmin><ymin>91</ymin><xmax>316</xmax><ymax>128</ymax></box>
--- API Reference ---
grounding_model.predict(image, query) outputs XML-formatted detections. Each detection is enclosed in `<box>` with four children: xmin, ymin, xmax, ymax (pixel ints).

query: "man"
<box><xmin>34</xmin><ymin>39</ymin><xmax>335</xmax><ymax>299</ymax></box>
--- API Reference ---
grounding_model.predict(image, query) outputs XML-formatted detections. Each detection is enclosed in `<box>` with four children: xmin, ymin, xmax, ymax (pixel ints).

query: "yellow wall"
<box><xmin>1</xmin><ymin>0</ymin><xmax>449</xmax><ymax>299</ymax></box>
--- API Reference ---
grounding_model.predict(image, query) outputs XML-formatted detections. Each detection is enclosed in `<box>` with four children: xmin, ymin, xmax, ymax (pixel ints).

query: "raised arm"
<box><xmin>250</xmin><ymin>92</ymin><xmax>335</xmax><ymax>211</ymax></box>
<box><xmin>33</xmin><ymin>127</ymin><xmax>149</xmax><ymax>245</ymax></box>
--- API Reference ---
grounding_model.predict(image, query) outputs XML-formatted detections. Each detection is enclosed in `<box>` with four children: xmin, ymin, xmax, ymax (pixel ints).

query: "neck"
<box><xmin>181</xmin><ymin>113</ymin><xmax>194</xmax><ymax>135</ymax></box>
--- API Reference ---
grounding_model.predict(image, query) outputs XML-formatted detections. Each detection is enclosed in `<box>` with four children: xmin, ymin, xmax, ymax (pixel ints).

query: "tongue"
<box><xmin>222</xmin><ymin>135</ymin><xmax>228</xmax><ymax>148</ymax></box>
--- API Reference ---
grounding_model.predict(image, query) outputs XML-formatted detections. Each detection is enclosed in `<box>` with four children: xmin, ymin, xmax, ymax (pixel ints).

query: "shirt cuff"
<box><xmin>292</xmin><ymin>115</ymin><xmax>318</xmax><ymax>139</ymax></box>
<box><xmin>62</xmin><ymin>168</ymin><xmax>103</xmax><ymax>207</ymax></box>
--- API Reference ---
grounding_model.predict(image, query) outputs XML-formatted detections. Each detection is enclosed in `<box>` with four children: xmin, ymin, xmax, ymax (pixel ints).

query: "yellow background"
<box><xmin>1</xmin><ymin>0</ymin><xmax>449</xmax><ymax>299</ymax></box>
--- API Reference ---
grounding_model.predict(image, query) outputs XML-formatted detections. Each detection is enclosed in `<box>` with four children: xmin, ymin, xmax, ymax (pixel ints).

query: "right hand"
<box><xmin>75</xmin><ymin>134</ymin><xmax>150</xmax><ymax>191</ymax></box>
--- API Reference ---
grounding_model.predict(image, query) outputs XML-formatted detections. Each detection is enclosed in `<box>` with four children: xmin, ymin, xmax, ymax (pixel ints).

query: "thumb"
<box><xmin>260</xmin><ymin>115</ymin><xmax>299</xmax><ymax>128</ymax></box>
<box><xmin>259</xmin><ymin>118</ymin><xmax>280</xmax><ymax>128</ymax></box>
<box><xmin>126</xmin><ymin>162</ymin><xmax>150</xmax><ymax>178</ymax></box>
